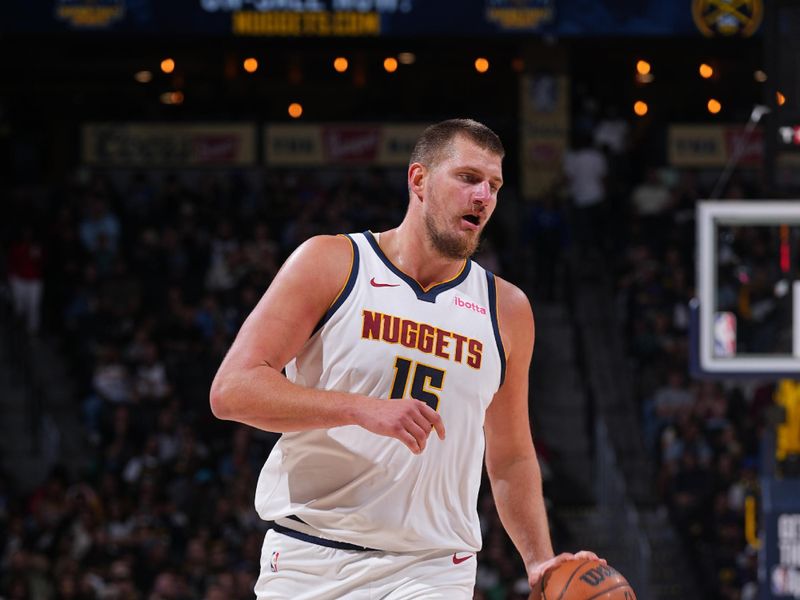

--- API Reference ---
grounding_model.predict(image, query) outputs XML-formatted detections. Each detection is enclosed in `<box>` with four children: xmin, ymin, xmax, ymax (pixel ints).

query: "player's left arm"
<box><xmin>484</xmin><ymin>277</ymin><xmax>602</xmax><ymax>594</ymax></box>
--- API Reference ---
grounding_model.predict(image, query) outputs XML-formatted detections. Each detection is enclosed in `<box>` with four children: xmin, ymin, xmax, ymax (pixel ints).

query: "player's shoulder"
<box><xmin>290</xmin><ymin>234</ymin><xmax>356</xmax><ymax>268</ymax></box>
<box><xmin>492</xmin><ymin>276</ymin><xmax>532</xmax><ymax>317</ymax></box>
<box><xmin>280</xmin><ymin>234</ymin><xmax>357</xmax><ymax>289</ymax></box>
<box><xmin>492</xmin><ymin>275</ymin><xmax>535</xmax><ymax>345</ymax></box>
<box><xmin>295</xmin><ymin>233</ymin><xmax>355</xmax><ymax>255</ymax></box>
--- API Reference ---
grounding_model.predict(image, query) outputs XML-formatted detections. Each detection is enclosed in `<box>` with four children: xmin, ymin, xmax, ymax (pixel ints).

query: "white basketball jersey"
<box><xmin>255</xmin><ymin>231</ymin><xmax>506</xmax><ymax>552</ymax></box>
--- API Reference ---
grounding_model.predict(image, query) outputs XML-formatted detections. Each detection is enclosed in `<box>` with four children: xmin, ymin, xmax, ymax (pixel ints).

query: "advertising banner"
<box><xmin>82</xmin><ymin>123</ymin><xmax>257</xmax><ymax>167</ymax></box>
<box><xmin>668</xmin><ymin>124</ymin><xmax>763</xmax><ymax>168</ymax></box>
<box><xmin>1</xmin><ymin>0</ymin><xmax>749</xmax><ymax>37</ymax></box>
<box><xmin>264</xmin><ymin>123</ymin><xmax>425</xmax><ymax>166</ymax></box>
<box><xmin>520</xmin><ymin>70</ymin><xmax>570</xmax><ymax>198</ymax></box>
<box><xmin>761</xmin><ymin>478</ymin><xmax>800</xmax><ymax>600</ymax></box>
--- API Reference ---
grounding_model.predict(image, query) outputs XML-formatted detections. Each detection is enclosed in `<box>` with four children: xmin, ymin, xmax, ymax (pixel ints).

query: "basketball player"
<box><xmin>210</xmin><ymin>119</ymin><xmax>601</xmax><ymax>599</ymax></box>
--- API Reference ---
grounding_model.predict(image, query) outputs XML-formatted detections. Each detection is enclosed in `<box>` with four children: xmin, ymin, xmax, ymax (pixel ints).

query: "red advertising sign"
<box><xmin>322</xmin><ymin>127</ymin><xmax>382</xmax><ymax>163</ymax></box>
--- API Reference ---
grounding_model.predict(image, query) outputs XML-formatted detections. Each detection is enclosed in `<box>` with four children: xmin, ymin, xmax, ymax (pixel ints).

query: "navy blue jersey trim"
<box><xmin>312</xmin><ymin>234</ymin><xmax>359</xmax><ymax>335</ymax></box>
<box><xmin>272</xmin><ymin>522</ymin><xmax>380</xmax><ymax>552</ymax></box>
<box><xmin>486</xmin><ymin>271</ymin><xmax>506</xmax><ymax>387</ymax></box>
<box><xmin>363</xmin><ymin>231</ymin><xmax>471</xmax><ymax>303</ymax></box>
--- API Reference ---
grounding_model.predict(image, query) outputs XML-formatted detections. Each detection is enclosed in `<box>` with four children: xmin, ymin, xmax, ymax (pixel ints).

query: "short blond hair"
<box><xmin>409</xmin><ymin>119</ymin><xmax>504</xmax><ymax>168</ymax></box>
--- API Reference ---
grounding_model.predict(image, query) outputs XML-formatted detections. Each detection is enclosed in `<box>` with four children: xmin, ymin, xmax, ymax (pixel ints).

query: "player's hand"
<box><xmin>527</xmin><ymin>551</ymin><xmax>606</xmax><ymax>599</ymax></box>
<box><xmin>355</xmin><ymin>397</ymin><xmax>445</xmax><ymax>454</ymax></box>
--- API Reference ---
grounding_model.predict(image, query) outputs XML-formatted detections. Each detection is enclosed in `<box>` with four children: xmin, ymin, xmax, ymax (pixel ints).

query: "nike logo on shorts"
<box><xmin>452</xmin><ymin>553</ymin><xmax>473</xmax><ymax>565</ymax></box>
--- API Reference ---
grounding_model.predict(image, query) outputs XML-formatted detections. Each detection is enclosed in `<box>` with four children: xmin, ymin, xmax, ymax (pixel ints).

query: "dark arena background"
<box><xmin>2</xmin><ymin>1</ymin><xmax>800</xmax><ymax>599</ymax></box>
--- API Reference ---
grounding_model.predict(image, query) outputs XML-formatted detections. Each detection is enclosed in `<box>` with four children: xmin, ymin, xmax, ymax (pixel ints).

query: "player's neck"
<box><xmin>376</xmin><ymin>225</ymin><xmax>466</xmax><ymax>289</ymax></box>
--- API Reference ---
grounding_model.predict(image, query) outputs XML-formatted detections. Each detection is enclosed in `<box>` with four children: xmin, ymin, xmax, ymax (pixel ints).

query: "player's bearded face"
<box><xmin>418</xmin><ymin>138</ymin><xmax>501</xmax><ymax>260</ymax></box>
<box><xmin>423</xmin><ymin>196</ymin><xmax>482</xmax><ymax>260</ymax></box>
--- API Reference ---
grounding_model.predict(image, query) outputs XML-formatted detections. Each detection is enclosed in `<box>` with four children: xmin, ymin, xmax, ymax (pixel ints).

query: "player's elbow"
<box><xmin>209</xmin><ymin>374</ymin><xmax>236</xmax><ymax>421</ymax></box>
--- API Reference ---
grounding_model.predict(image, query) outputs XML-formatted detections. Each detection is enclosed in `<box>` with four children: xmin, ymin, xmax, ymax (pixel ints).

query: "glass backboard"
<box><xmin>694</xmin><ymin>201</ymin><xmax>800</xmax><ymax>377</ymax></box>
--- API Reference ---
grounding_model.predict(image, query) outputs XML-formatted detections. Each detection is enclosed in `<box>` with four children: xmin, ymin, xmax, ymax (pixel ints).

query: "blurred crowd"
<box><xmin>573</xmin><ymin>113</ymin><xmax>773</xmax><ymax>599</ymax></box>
<box><xmin>1</xmin><ymin>101</ymin><xmax>793</xmax><ymax>600</ymax></box>
<box><xmin>0</xmin><ymin>166</ymin><xmax>529</xmax><ymax>600</ymax></box>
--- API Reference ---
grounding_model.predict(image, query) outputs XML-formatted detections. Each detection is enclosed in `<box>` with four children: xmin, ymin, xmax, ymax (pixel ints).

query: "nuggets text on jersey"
<box><xmin>361</xmin><ymin>309</ymin><xmax>483</xmax><ymax>369</ymax></box>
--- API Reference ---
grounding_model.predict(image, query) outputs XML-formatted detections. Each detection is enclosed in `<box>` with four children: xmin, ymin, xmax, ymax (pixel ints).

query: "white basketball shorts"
<box><xmin>255</xmin><ymin>528</ymin><xmax>477</xmax><ymax>599</ymax></box>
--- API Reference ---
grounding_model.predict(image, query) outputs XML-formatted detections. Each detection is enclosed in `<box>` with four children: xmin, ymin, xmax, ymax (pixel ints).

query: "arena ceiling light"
<box><xmin>161</xmin><ymin>58</ymin><xmax>175</xmax><ymax>74</ymax></box>
<box><xmin>699</xmin><ymin>63</ymin><xmax>714</xmax><ymax>79</ymax></box>
<box><xmin>635</xmin><ymin>59</ymin><xmax>653</xmax><ymax>83</ymax></box>
<box><xmin>633</xmin><ymin>100</ymin><xmax>648</xmax><ymax>116</ymax></box>
<box><xmin>288</xmin><ymin>102</ymin><xmax>303</xmax><ymax>118</ymax></box>
<box><xmin>134</xmin><ymin>70</ymin><xmax>152</xmax><ymax>83</ymax></box>
<box><xmin>707</xmin><ymin>98</ymin><xmax>722</xmax><ymax>114</ymax></box>
<box><xmin>474</xmin><ymin>57</ymin><xmax>489</xmax><ymax>73</ymax></box>
<box><xmin>333</xmin><ymin>57</ymin><xmax>349</xmax><ymax>73</ymax></box>
<box><xmin>383</xmin><ymin>57</ymin><xmax>398</xmax><ymax>73</ymax></box>
<box><xmin>243</xmin><ymin>57</ymin><xmax>258</xmax><ymax>73</ymax></box>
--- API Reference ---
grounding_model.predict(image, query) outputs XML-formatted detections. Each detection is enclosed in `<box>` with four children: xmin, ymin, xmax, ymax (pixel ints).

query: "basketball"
<box><xmin>540</xmin><ymin>559</ymin><xmax>637</xmax><ymax>599</ymax></box>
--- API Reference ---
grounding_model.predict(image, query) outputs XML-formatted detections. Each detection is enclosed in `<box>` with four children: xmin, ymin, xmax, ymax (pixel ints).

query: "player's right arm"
<box><xmin>209</xmin><ymin>235</ymin><xmax>444</xmax><ymax>453</ymax></box>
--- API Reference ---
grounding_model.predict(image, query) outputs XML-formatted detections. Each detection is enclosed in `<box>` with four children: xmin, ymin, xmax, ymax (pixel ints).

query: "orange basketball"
<box><xmin>541</xmin><ymin>558</ymin><xmax>637</xmax><ymax>599</ymax></box>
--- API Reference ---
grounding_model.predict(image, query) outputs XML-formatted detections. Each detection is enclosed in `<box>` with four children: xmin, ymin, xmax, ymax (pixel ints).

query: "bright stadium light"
<box><xmin>383</xmin><ymin>57</ymin><xmax>398</xmax><ymax>73</ymax></box>
<box><xmin>333</xmin><ymin>57</ymin><xmax>349</xmax><ymax>73</ymax></box>
<box><xmin>288</xmin><ymin>102</ymin><xmax>303</xmax><ymax>118</ymax></box>
<box><xmin>474</xmin><ymin>57</ymin><xmax>489</xmax><ymax>73</ymax></box>
<box><xmin>243</xmin><ymin>58</ymin><xmax>258</xmax><ymax>73</ymax></box>
<box><xmin>161</xmin><ymin>58</ymin><xmax>175</xmax><ymax>74</ymax></box>
<box><xmin>633</xmin><ymin>100</ymin><xmax>648</xmax><ymax>116</ymax></box>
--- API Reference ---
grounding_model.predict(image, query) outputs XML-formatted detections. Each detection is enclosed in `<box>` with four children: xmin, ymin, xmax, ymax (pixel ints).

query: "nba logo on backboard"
<box><xmin>713</xmin><ymin>312</ymin><xmax>736</xmax><ymax>357</ymax></box>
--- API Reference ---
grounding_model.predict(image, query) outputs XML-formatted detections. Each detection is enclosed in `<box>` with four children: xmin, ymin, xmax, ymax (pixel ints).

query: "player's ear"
<box><xmin>408</xmin><ymin>163</ymin><xmax>426</xmax><ymax>200</ymax></box>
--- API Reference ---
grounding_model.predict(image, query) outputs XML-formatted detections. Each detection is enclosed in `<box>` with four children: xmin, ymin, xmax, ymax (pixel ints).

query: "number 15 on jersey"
<box><xmin>390</xmin><ymin>356</ymin><xmax>446</xmax><ymax>411</ymax></box>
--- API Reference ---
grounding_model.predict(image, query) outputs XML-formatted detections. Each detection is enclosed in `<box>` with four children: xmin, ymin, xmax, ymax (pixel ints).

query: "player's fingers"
<box><xmin>546</xmin><ymin>553</ymin><xmax>574</xmax><ymax>569</ymax></box>
<box><xmin>573</xmin><ymin>550</ymin><xmax>605</xmax><ymax>564</ymax></box>
<box><xmin>409</xmin><ymin>410</ymin><xmax>436</xmax><ymax>439</ymax></box>
<box><xmin>397</xmin><ymin>429</ymin><xmax>421</xmax><ymax>454</ymax></box>
<box><xmin>418</xmin><ymin>402</ymin><xmax>446</xmax><ymax>440</ymax></box>
<box><xmin>406</xmin><ymin>420</ymin><xmax>428</xmax><ymax>452</ymax></box>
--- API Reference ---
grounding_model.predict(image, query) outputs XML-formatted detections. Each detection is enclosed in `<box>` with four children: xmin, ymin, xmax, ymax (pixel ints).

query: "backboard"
<box><xmin>692</xmin><ymin>201</ymin><xmax>800</xmax><ymax>378</ymax></box>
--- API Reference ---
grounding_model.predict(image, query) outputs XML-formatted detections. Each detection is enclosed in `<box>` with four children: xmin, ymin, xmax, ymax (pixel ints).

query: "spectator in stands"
<box><xmin>594</xmin><ymin>104</ymin><xmax>629</xmax><ymax>156</ymax></box>
<box><xmin>643</xmin><ymin>369</ymin><xmax>693</xmax><ymax>455</ymax></box>
<box><xmin>134</xmin><ymin>342</ymin><xmax>172</xmax><ymax>403</ymax></box>
<box><xmin>562</xmin><ymin>130</ymin><xmax>607</xmax><ymax>254</ymax></box>
<box><xmin>92</xmin><ymin>345</ymin><xmax>132</xmax><ymax>405</ymax></box>
<box><xmin>7</xmin><ymin>225</ymin><xmax>44</xmax><ymax>334</ymax></box>
<box><xmin>79</xmin><ymin>198</ymin><xmax>121</xmax><ymax>255</ymax></box>
<box><xmin>205</xmin><ymin>220</ymin><xmax>242</xmax><ymax>296</ymax></box>
<box><xmin>630</xmin><ymin>167</ymin><xmax>673</xmax><ymax>250</ymax></box>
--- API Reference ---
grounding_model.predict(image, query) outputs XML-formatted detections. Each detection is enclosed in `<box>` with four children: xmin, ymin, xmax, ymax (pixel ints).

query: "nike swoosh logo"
<box><xmin>452</xmin><ymin>553</ymin><xmax>473</xmax><ymax>565</ymax></box>
<box><xmin>370</xmin><ymin>277</ymin><xmax>400</xmax><ymax>288</ymax></box>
